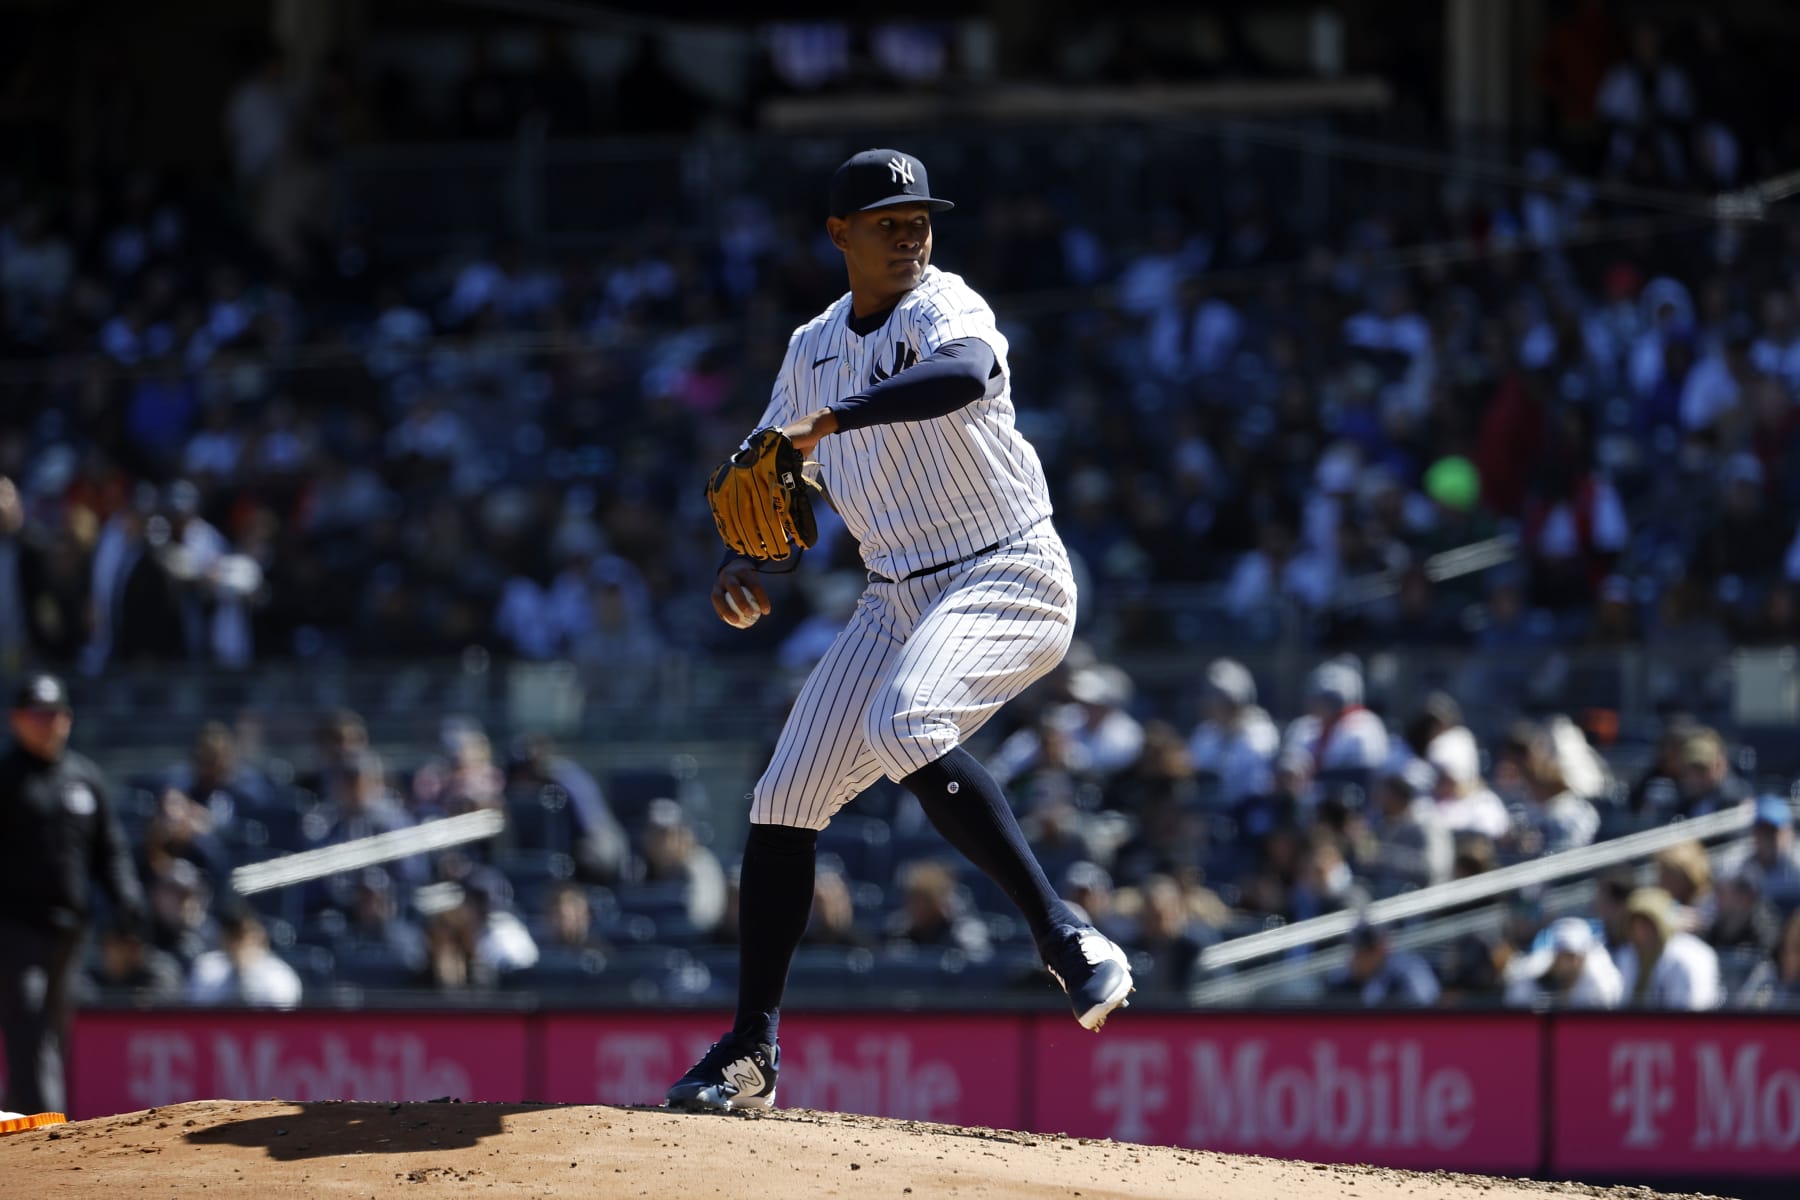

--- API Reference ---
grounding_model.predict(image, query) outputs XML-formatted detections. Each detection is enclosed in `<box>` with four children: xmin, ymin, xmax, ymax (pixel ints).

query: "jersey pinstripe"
<box><xmin>750</xmin><ymin>527</ymin><xmax>1075</xmax><ymax>828</ymax></box>
<box><xmin>743</xmin><ymin>265</ymin><xmax>1076</xmax><ymax>828</ymax></box>
<box><xmin>756</xmin><ymin>267</ymin><xmax>1053</xmax><ymax>581</ymax></box>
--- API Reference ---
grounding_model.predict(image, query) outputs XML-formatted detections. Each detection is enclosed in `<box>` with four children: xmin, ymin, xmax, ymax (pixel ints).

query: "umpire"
<box><xmin>0</xmin><ymin>672</ymin><xmax>146</xmax><ymax>1115</ymax></box>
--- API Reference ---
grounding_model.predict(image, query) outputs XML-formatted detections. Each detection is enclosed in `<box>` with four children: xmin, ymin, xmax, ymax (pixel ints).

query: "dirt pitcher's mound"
<box><xmin>0</xmin><ymin>1099</ymin><xmax>1736</xmax><ymax>1200</ymax></box>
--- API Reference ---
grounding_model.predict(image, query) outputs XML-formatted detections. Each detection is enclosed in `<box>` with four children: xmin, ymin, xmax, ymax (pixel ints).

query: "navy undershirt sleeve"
<box><xmin>826</xmin><ymin>337</ymin><xmax>997</xmax><ymax>432</ymax></box>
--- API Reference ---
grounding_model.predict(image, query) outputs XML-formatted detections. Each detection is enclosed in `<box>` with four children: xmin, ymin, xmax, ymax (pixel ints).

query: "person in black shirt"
<box><xmin>0</xmin><ymin>672</ymin><xmax>147</xmax><ymax>1115</ymax></box>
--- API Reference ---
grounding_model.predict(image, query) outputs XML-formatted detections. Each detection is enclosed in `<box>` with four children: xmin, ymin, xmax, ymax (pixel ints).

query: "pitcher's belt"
<box><xmin>865</xmin><ymin>520</ymin><xmax>1046</xmax><ymax>585</ymax></box>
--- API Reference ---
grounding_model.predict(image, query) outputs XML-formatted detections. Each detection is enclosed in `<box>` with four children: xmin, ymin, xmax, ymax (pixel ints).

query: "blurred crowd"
<box><xmin>983</xmin><ymin>648</ymin><xmax>1800</xmax><ymax>1009</ymax></box>
<box><xmin>1</xmin><ymin>16</ymin><xmax>1800</xmax><ymax>677</ymax></box>
<box><xmin>74</xmin><ymin>647</ymin><xmax>1800</xmax><ymax>1013</ymax></box>
<box><xmin>1</xmin><ymin>6</ymin><xmax>1797</xmax><ymax>1011</ymax></box>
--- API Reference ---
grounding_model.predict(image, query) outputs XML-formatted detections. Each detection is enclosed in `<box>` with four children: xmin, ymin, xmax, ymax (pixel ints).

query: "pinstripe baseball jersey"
<box><xmin>754</xmin><ymin>266</ymin><xmax>1053</xmax><ymax>580</ymax></box>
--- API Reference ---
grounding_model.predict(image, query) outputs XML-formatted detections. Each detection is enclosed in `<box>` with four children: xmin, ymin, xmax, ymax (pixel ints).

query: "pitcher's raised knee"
<box><xmin>864</xmin><ymin>705</ymin><xmax>960</xmax><ymax>782</ymax></box>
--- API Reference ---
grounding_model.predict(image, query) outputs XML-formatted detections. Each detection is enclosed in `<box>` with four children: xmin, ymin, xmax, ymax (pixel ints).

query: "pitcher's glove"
<box><xmin>704</xmin><ymin>427</ymin><xmax>819</xmax><ymax>562</ymax></box>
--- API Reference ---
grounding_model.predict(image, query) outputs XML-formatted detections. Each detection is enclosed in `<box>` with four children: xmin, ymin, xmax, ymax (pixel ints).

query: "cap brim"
<box><xmin>848</xmin><ymin>194</ymin><xmax>954</xmax><ymax>214</ymax></box>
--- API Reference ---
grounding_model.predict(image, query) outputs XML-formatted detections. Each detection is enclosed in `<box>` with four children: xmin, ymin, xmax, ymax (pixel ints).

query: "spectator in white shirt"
<box><xmin>462</xmin><ymin>869</ymin><xmax>540</xmax><ymax>976</ymax></box>
<box><xmin>1343</xmin><ymin>280</ymin><xmax>1432</xmax><ymax>374</ymax></box>
<box><xmin>495</xmin><ymin>556</ymin><xmax>564</xmax><ymax>660</ymax></box>
<box><xmin>1148</xmin><ymin>277</ymin><xmax>1241</xmax><ymax>380</ymax></box>
<box><xmin>1618</xmin><ymin>886</ymin><xmax>1722</xmax><ymax>1010</ymax></box>
<box><xmin>1504</xmin><ymin>917</ymin><xmax>1623</xmax><ymax>1010</ymax></box>
<box><xmin>1426</xmin><ymin>726</ymin><xmax>1512</xmax><ymax>840</ymax></box>
<box><xmin>1223</xmin><ymin>519</ymin><xmax>1336</xmax><ymax>621</ymax></box>
<box><xmin>1529</xmin><ymin>466</ymin><xmax>1629</xmax><ymax>570</ymax></box>
<box><xmin>1628</xmin><ymin>279</ymin><xmax>1695</xmax><ymax>398</ymax></box>
<box><xmin>1501</xmin><ymin>722</ymin><xmax>1599</xmax><ymax>854</ymax></box>
<box><xmin>1302</xmin><ymin>442</ymin><xmax>1361</xmax><ymax>560</ymax></box>
<box><xmin>1115</xmin><ymin>218</ymin><xmax>1207</xmax><ymax>316</ymax></box>
<box><xmin>1186</xmin><ymin>658</ymin><xmax>1278</xmax><ymax>808</ymax></box>
<box><xmin>185</xmin><ymin>911</ymin><xmax>302</xmax><ymax>1009</ymax></box>
<box><xmin>1057</xmin><ymin>665</ymin><xmax>1146</xmax><ymax>779</ymax></box>
<box><xmin>1283</xmin><ymin>656</ymin><xmax>1388</xmax><ymax>774</ymax></box>
<box><xmin>1679</xmin><ymin>321</ymin><xmax>1756</xmax><ymax>434</ymax></box>
<box><xmin>636</xmin><ymin>799</ymin><xmax>728</xmax><ymax>934</ymax></box>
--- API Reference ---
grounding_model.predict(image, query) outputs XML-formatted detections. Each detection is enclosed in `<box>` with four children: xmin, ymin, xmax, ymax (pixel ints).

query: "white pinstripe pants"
<box><xmin>750</xmin><ymin>528</ymin><xmax>1076</xmax><ymax>830</ymax></box>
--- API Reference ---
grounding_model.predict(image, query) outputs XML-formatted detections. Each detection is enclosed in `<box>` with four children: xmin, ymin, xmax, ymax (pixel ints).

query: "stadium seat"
<box><xmin>604</xmin><ymin>767</ymin><xmax>683</xmax><ymax>827</ymax></box>
<box><xmin>995</xmin><ymin>947</ymin><xmax>1052</xmax><ymax>991</ymax></box>
<box><xmin>505</xmin><ymin>785</ymin><xmax>572</xmax><ymax>855</ymax></box>
<box><xmin>983</xmin><ymin>912</ymin><xmax>1030</xmax><ymax>946</ymax></box>
<box><xmin>226</xmin><ymin>817</ymin><xmax>271</xmax><ymax>855</ymax></box>
<box><xmin>498</xmin><ymin>850</ymin><xmax>576</xmax><ymax>915</ymax></box>
<box><xmin>1737</xmin><ymin>727</ymin><xmax>1800</xmax><ymax>779</ymax></box>
<box><xmin>283</xmin><ymin>944</ymin><xmax>337</xmax><ymax>990</ymax></box>
<box><xmin>689</xmin><ymin>943</ymin><xmax>742</xmax><ymax>983</ymax></box>
<box><xmin>250</xmin><ymin>804</ymin><xmax>311</xmax><ymax>854</ymax></box>
<box><xmin>957</xmin><ymin>867</ymin><xmax>1012</xmax><ymax>916</ymax></box>
<box><xmin>599</xmin><ymin>912</ymin><xmax>659</xmax><ymax>944</ymax></box>
<box><xmin>299</xmin><ymin>910</ymin><xmax>350</xmax><ymax>946</ymax></box>
<box><xmin>598</xmin><ymin>945</ymin><xmax>710</xmax><ymax>1002</ymax></box>
<box><xmin>614</xmin><ymin>880</ymin><xmax>694</xmax><ymax>918</ymax></box>
<box><xmin>849</xmin><ymin>880</ymin><xmax>885</xmax><ymax>913</ymax></box>
<box><xmin>860</xmin><ymin>944</ymin><xmax>992</xmax><ymax>995</ymax></box>
<box><xmin>511</xmin><ymin>945</ymin><xmax>610</xmax><ymax>993</ymax></box>
<box><xmin>334</xmin><ymin>948</ymin><xmax>419</xmax><ymax>991</ymax></box>
<box><xmin>784</xmin><ymin>945</ymin><xmax>875</xmax><ymax>994</ymax></box>
<box><xmin>1718</xmin><ymin>946</ymin><xmax>1764</xmax><ymax>993</ymax></box>
<box><xmin>888</xmin><ymin>833</ymin><xmax>954</xmax><ymax>883</ymax></box>
<box><xmin>650</xmin><ymin>913</ymin><xmax>705</xmax><ymax>945</ymax></box>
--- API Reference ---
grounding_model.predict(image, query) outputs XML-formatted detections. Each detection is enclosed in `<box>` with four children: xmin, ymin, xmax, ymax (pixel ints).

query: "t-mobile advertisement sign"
<box><xmin>538</xmin><ymin>1013</ymin><xmax>1027</xmax><ymax>1128</ymax></box>
<box><xmin>70</xmin><ymin>1012</ymin><xmax>529</xmax><ymax>1119</ymax></box>
<box><xmin>1029</xmin><ymin>1014</ymin><xmax>1541</xmax><ymax>1173</ymax></box>
<box><xmin>1552</xmin><ymin>1014</ymin><xmax>1800</xmax><ymax>1176</ymax></box>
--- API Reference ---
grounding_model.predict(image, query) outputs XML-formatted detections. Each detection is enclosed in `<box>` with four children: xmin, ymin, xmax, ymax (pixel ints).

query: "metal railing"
<box><xmin>231</xmin><ymin>809</ymin><xmax>506</xmax><ymax>896</ymax></box>
<box><xmin>1194</xmin><ymin>804</ymin><xmax>1760</xmax><ymax>976</ymax></box>
<box><xmin>1191</xmin><ymin>876</ymin><xmax>1603</xmax><ymax>1005</ymax></box>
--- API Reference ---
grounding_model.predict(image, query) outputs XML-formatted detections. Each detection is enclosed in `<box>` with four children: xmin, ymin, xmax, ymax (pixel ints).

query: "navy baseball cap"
<box><xmin>828</xmin><ymin>149</ymin><xmax>954</xmax><ymax>218</ymax></box>
<box><xmin>11</xmin><ymin>672</ymin><xmax>69</xmax><ymax>711</ymax></box>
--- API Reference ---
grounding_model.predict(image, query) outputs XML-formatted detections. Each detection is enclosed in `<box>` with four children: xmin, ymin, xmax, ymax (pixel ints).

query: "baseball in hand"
<box><xmin>724</xmin><ymin>588</ymin><xmax>760</xmax><ymax>628</ymax></box>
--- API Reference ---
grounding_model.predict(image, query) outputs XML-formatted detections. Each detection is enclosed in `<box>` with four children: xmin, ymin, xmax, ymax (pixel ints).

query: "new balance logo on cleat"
<box><xmin>666</xmin><ymin>1037</ymin><xmax>780</xmax><ymax>1112</ymax></box>
<box><xmin>1043</xmin><ymin>925</ymin><xmax>1135</xmax><ymax>1032</ymax></box>
<box><xmin>723</xmin><ymin>1055</ymin><xmax>765</xmax><ymax>1099</ymax></box>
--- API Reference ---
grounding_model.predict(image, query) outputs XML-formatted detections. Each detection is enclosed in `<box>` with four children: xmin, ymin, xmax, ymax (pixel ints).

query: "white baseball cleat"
<box><xmin>1043</xmin><ymin>925</ymin><xmax>1135</xmax><ymax>1031</ymax></box>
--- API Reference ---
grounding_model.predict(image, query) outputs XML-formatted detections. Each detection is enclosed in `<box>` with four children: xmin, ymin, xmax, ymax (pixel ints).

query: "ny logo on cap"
<box><xmin>887</xmin><ymin>156</ymin><xmax>915</xmax><ymax>186</ymax></box>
